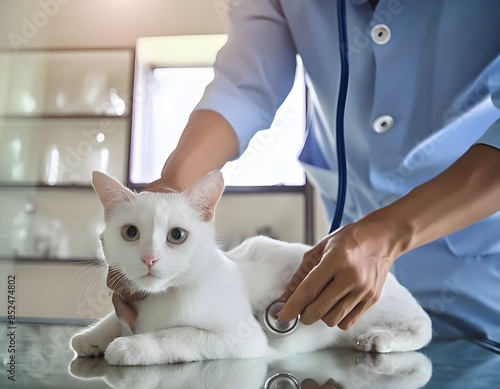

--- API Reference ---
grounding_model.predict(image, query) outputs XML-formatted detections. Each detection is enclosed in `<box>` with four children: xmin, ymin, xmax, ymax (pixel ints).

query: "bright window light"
<box><xmin>130</xmin><ymin>63</ymin><xmax>306</xmax><ymax>187</ymax></box>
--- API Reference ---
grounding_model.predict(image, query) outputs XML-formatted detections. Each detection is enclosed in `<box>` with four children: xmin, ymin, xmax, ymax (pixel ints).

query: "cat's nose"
<box><xmin>141</xmin><ymin>255</ymin><xmax>159</xmax><ymax>268</ymax></box>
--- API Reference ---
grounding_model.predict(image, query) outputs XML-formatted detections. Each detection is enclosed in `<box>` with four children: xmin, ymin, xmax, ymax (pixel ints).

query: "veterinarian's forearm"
<box><xmin>160</xmin><ymin>110</ymin><xmax>239</xmax><ymax>191</ymax></box>
<box><xmin>364</xmin><ymin>144</ymin><xmax>500</xmax><ymax>257</ymax></box>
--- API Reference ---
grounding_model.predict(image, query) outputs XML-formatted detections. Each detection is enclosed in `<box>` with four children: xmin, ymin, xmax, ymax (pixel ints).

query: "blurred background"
<box><xmin>0</xmin><ymin>0</ymin><xmax>328</xmax><ymax>324</ymax></box>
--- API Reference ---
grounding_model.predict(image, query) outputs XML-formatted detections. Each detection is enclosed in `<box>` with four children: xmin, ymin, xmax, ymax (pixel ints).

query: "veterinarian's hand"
<box><xmin>144</xmin><ymin>179</ymin><xmax>178</xmax><ymax>194</ymax></box>
<box><xmin>144</xmin><ymin>110</ymin><xmax>239</xmax><ymax>193</ymax></box>
<box><xmin>279</xmin><ymin>218</ymin><xmax>405</xmax><ymax>330</ymax></box>
<box><xmin>301</xmin><ymin>378</ymin><xmax>343</xmax><ymax>389</ymax></box>
<box><xmin>107</xmin><ymin>267</ymin><xmax>145</xmax><ymax>330</ymax></box>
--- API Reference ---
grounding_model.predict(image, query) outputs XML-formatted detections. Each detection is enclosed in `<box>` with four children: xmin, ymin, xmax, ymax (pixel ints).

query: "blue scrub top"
<box><xmin>196</xmin><ymin>0</ymin><xmax>500</xmax><ymax>343</ymax></box>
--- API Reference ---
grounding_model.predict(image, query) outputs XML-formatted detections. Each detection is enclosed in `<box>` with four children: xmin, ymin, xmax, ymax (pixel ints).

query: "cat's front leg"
<box><xmin>71</xmin><ymin>312</ymin><xmax>121</xmax><ymax>357</ymax></box>
<box><xmin>105</xmin><ymin>326</ymin><xmax>269</xmax><ymax>366</ymax></box>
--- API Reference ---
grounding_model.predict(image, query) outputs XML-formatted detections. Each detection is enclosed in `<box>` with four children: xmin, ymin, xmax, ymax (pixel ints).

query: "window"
<box><xmin>130</xmin><ymin>36</ymin><xmax>306</xmax><ymax>188</ymax></box>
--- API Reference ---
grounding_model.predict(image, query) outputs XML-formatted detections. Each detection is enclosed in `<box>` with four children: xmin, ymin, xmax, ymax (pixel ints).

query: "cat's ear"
<box><xmin>184</xmin><ymin>171</ymin><xmax>225</xmax><ymax>221</ymax></box>
<box><xmin>92</xmin><ymin>171</ymin><xmax>135</xmax><ymax>215</ymax></box>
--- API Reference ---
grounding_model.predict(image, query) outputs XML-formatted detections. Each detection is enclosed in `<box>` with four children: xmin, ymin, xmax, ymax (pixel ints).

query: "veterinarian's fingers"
<box><xmin>279</xmin><ymin>257</ymin><xmax>317</xmax><ymax>302</ymax></box>
<box><xmin>280</xmin><ymin>241</ymin><xmax>326</xmax><ymax>302</ymax></box>
<box><xmin>111</xmin><ymin>292</ymin><xmax>138</xmax><ymax>329</ymax></box>
<box><xmin>301</xmin><ymin>379</ymin><xmax>322</xmax><ymax>389</ymax></box>
<box><xmin>143</xmin><ymin>178</ymin><xmax>177</xmax><ymax>194</ymax></box>
<box><xmin>322</xmin><ymin>378</ymin><xmax>343</xmax><ymax>389</ymax></box>
<box><xmin>336</xmin><ymin>301</ymin><xmax>370</xmax><ymax>330</ymax></box>
<box><xmin>320</xmin><ymin>293</ymin><xmax>361</xmax><ymax>328</ymax></box>
<box><xmin>278</xmin><ymin>257</ymin><xmax>335</xmax><ymax>322</ymax></box>
<box><xmin>299</xmin><ymin>281</ymin><xmax>352</xmax><ymax>325</ymax></box>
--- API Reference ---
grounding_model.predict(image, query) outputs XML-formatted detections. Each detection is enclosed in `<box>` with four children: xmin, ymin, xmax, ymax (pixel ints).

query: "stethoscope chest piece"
<box><xmin>263</xmin><ymin>371</ymin><xmax>300</xmax><ymax>389</ymax></box>
<box><xmin>262</xmin><ymin>300</ymin><xmax>299</xmax><ymax>336</ymax></box>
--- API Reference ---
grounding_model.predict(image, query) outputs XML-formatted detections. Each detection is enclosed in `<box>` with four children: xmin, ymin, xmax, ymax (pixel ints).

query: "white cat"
<box><xmin>70</xmin><ymin>171</ymin><xmax>432</xmax><ymax>366</ymax></box>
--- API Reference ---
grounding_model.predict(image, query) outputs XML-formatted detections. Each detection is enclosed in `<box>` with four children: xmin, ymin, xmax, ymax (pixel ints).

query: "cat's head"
<box><xmin>92</xmin><ymin>171</ymin><xmax>225</xmax><ymax>294</ymax></box>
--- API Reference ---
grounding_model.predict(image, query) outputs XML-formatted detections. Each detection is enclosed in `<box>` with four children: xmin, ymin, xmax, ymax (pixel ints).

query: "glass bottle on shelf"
<box><xmin>12</xmin><ymin>202</ymin><xmax>61</xmax><ymax>259</ymax></box>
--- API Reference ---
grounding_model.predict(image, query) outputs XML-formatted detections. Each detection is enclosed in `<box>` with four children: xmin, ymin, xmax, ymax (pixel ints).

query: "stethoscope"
<box><xmin>263</xmin><ymin>0</ymin><xmax>349</xmax><ymax>344</ymax></box>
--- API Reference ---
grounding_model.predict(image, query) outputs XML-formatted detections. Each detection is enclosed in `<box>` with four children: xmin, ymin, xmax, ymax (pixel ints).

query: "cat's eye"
<box><xmin>121</xmin><ymin>225</ymin><xmax>140</xmax><ymax>241</ymax></box>
<box><xmin>167</xmin><ymin>227</ymin><xmax>187</xmax><ymax>244</ymax></box>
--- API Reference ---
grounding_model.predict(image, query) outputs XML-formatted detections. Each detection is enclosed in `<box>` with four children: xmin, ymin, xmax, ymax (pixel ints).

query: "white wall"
<box><xmin>0</xmin><ymin>260</ymin><xmax>111</xmax><ymax>320</ymax></box>
<box><xmin>0</xmin><ymin>0</ymin><xmax>226</xmax><ymax>50</ymax></box>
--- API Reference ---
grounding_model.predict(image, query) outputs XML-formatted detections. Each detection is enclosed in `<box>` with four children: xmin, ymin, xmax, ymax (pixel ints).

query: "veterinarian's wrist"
<box><xmin>363</xmin><ymin>145</ymin><xmax>500</xmax><ymax>258</ymax></box>
<box><xmin>158</xmin><ymin>110</ymin><xmax>239</xmax><ymax>191</ymax></box>
<box><xmin>355</xmin><ymin>208</ymin><xmax>414</xmax><ymax>263</ymax></box>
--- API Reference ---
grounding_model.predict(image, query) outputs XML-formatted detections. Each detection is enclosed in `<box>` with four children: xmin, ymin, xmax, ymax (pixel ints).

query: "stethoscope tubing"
<box><xmin>329</xmin><ymin>0</ymin><xmax>349</xmax><ymax>234</ymax></box>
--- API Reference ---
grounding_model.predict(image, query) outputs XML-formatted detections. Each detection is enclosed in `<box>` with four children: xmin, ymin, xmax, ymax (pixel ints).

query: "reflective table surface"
<box><xmin>1</xmin><ymin>323</ymin><xmax>499</xmax><ymax>388</ymax></box>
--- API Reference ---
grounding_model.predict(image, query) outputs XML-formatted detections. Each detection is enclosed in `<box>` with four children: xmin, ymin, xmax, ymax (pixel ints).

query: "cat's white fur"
<box><xmin>71</xmin><ymin>171</ymin><xmax>432</xmax><ymax>365</ymax></box>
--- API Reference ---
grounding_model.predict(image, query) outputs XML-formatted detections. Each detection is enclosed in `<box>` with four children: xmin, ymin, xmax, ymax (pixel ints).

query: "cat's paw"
<box><xmin>356</xmin><ymin>330</ymin><xmax>401</xmax><ymax>353</ymax></box>
<box><xmin>105</xmin><ymin>336</ymin><xmax>153</xmax><ymax>366</ymax></box>
<box><xmin>71</xmin><ymin>332</ymin><xmax>111</xmax><ymax>357</ymax></box>
<box><xmin>356</xmin><ymin>352</ymin><xmax>398</xmax><ymax>374</ymax></box>
<box><xmin>355</xmin><ymin>352</ymin><xmax>433</xmax><ymax>387</ymax></box>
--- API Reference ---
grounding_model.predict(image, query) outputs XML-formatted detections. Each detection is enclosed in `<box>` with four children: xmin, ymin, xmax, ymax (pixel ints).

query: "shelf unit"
<box><xmin>1</xmin><ymin>114</ymin><xmax>130</xmax><ymax>119</ymax></box>
<box><xmin>0</xmin><ymin>48</ymin><xmax>135</xmax><ymax>263</ymax></box>
<box><xmin>0</xmin><ymin>255</ymin><xmax>102</xmax><ymax>265</ymax></box>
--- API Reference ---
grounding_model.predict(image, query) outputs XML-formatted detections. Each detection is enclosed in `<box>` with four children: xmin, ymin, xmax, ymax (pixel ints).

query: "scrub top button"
<box><xmin>373</xmin><ymin>115</ymin><xmax>394</xmax><ymax>133</ymax></box>
<box><xmin>371</xmin><ymin>24</ymin><xmax>391</xmax><ymax>45</ymax></box>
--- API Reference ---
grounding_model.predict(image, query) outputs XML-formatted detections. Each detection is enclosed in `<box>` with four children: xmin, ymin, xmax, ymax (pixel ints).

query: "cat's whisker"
<box><xmin>108</xmin><ymin>273</ymin><xmax>126</xmax><ymax>290</ymax></box>
<box><xmin>67</xmin><ymin>272</ymin><xmax>107</xmax><ymax>320</ymax></box>
<box><xmin>136</xmin><ymin>289</ymin><xmax>149</xmax><ymax>299</ymax></box>
<box><xmin>63</xmin><ymin>263</ymin><xmax>98</xmax><ymax>289</ymax></box>
<box><xmin>113</xmin><ymin>278</ymin><xmax>131</xmax><ymax>295</ymax></box>
<box><xmin>176</xmin><ymin>274</ymin><xmax>198</xmax><ymax>292</ymax></box>
<box><xmin>65</xmin><ymin>264</ymin><xmax>103</xmax><ymax>303</ymax></box>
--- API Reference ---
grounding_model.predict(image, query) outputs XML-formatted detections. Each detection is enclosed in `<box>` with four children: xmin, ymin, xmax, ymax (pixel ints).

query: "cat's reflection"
<box><xmin>69</xmin><ymin>357</ymin><xmax>267</xmax><ymax>389</ymax></box>
<box><xmin>69</xmin><ymin>349</ymin><xmax>432</xmax><ymax>389</ymax></box>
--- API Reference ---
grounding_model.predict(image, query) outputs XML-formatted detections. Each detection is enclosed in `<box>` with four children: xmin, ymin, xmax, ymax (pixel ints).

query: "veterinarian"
<box><xmin>115</xmin><ymin>0</ymin><xmax>500</xmax><ymax>344</ymax></box>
